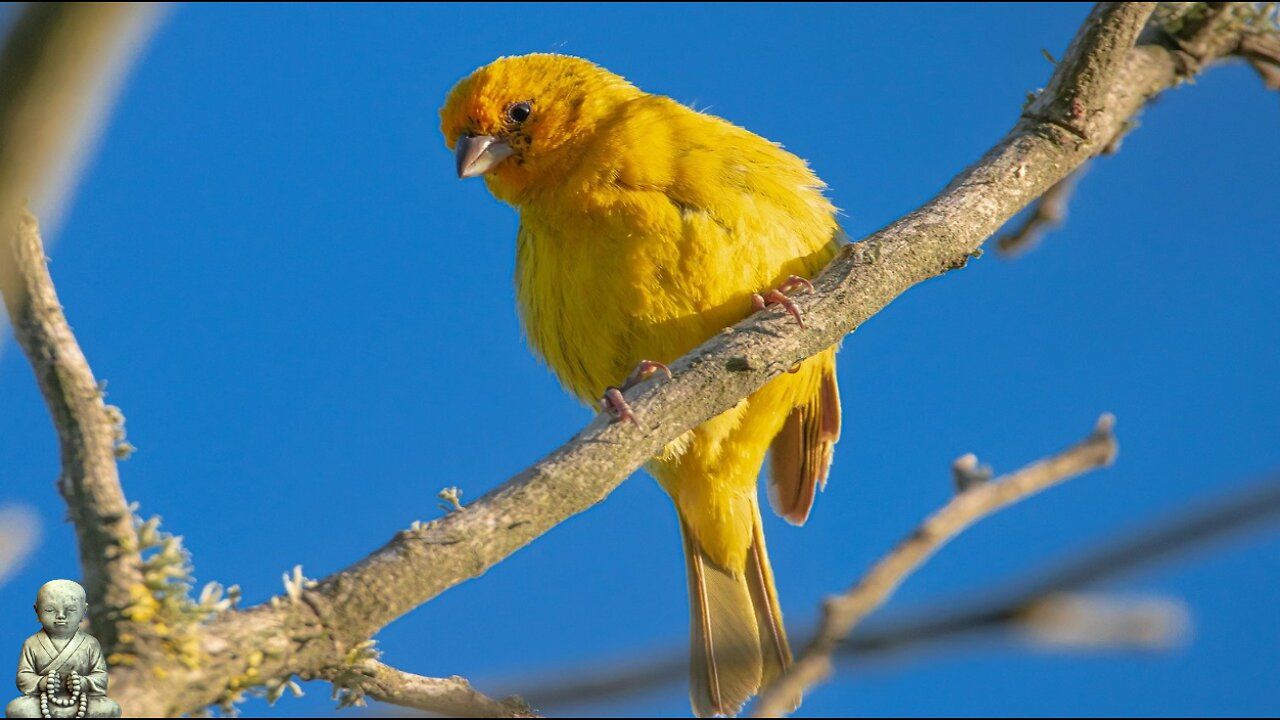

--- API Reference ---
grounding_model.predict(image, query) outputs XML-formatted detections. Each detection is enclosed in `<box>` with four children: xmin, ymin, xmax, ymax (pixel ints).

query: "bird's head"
<box><xmin>440</xmin><ymin>54</ymin><xmax>640</xmax><ymax>203</ymax></box>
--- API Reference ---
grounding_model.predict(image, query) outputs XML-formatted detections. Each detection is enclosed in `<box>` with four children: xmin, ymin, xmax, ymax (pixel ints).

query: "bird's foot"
<box><xmin>600</xmin><ymin>360</ymin><xmax>672</xmax><ymax>427</ymax></box>
<box><xmin>622</xmin><ymin>359</ymin><xmax>673</xmax><ymax>387</ymax></box>
<box><xmin>751</xmin><ymin>275</ymin><xmax>815</xmax><ymax>328</ymax></box>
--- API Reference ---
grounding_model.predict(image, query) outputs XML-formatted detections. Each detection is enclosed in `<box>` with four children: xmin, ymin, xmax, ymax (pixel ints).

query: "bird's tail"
<box><xmin>682</xmin><ymin>500</ymin><xmax>792</xmax><ymax>717</ymax></box>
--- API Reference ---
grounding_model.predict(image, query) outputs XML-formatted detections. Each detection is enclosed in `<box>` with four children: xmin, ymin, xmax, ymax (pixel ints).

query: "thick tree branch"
<box><xmin>751</xmin><ymin>415</ymin><xmax>1119</xmax><ymax>717</ymax></box>
<box><xmin>1024</xmin><ymin>3</ymin><xmax>1157</xmax><ymax>138</ymax></box>
<box><xmin>0</xmin><ymin>210</ymin><xmax>146</xmax><ymax>653</ymax></box>
<box><xmin>290</xmin><ymin>1</ymin><xmax>1157</xmax><ymax>644</ymax></box>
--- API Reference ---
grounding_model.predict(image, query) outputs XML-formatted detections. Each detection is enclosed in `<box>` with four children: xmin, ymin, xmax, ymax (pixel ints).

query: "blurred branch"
<box><xmin>315</xmin><ymin>661</ymin><xmax>536</xmax><ymax>718</ymax></box>
<box><xmin>826</xmin><ymin>469</ymin><xmax>1280</xmax><ymax>659</ymax></box>
<box><xmin>0</xmin><ymin>504</ymin><xmax>41</xmax><ymax>587</ymax></box>
<box><xmin>0</xmin><ymin>3</ymin><xmax>158</xmax><ymax>321</ymax></box>
<box><xmin>511</xmin><ymin>473</ymin><xmax>1280</xmax><ymax>710</ymax></box>
<box><xmin>508</xmin><ymin>590</ymin><xmax>1187</xmax><ymax>712</ymax></box>
<box><xmin>0</xmin><ymin>210</ymin><xmax>146</xmax><ymax>653</ymax></box>
<box><xmin>1240</xmin><ymin>30</ymin><xmax>1280</xmax><ymax>88</ymax></box>
<box><xmin>752</xmin><ymin>414</ymin><xmax>1119</xmax><ymax>717</ymax></box>
<box><xmin>995</xmin><ymin>168</ymin><xmax>1085</xmax><ymax>258</ymax></box>
<box><xmin>1155</xmin><ymin>2</ymin><xmax>1280</xmax><ymax>84</ymax></box>
<box><xmin>1016</xmin><ymin>593</ymin><xmax>1188</xmax><ymax>649</ymax></box>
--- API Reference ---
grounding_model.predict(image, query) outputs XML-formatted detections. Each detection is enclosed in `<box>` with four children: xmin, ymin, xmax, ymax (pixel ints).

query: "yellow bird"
<box><xmin>441</xmin><ymin>54</ymin><xmax>842</xmax><ymax>717</ymax></box>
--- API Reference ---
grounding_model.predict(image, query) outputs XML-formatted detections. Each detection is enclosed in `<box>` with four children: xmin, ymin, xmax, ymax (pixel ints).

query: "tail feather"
<box><xmin>682</xmin><ymin>507</ymin><xmax>792</xmax><ymax>717</ymax></box>
<box><xmin>746</xmin><ymin>503</ymin><xmax>792</xmax><ymax>686</ymax></box>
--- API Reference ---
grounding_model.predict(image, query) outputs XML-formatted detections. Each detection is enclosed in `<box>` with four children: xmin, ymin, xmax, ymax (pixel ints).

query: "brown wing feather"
<box><xmin>767</xmin><ymin>361</ymin><xmax>841</xmax><ymax>525</ymax></box>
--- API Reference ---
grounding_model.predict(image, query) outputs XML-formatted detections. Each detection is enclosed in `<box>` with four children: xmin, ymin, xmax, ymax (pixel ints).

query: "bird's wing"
<box><xmin>768</xmin><ymin>352</ymin><xmax>841</xmax><ymax>525</ymax></box>
<box><xmin>607</xmin><ymin>97</ymin><xmax>847</xmax><ymax>525</ymax></box>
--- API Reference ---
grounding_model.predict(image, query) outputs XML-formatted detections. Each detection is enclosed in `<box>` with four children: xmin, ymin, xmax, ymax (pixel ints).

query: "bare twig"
<box><xmin>505</xmin><ymin>592</ymin><xmax>1180</xmax><ymax>712</ymax></box>
<box><xmin>0</xmin><ymin>210</ymin><xmax>146</xmax><ymax>653</ymax></box>
<box><xmin>751</xmin><ymin>414</ymin><xmax>1119</xmax><ymax>717</ymax></box>
<box><xmin>1004</xmin><ymin>3</ymin><xmax>1280</xmax><ymax>257</ymax></box>
<box><xmin>950</xmin><ymin>452</ymin><xmax>993</xmax><ymax>492</ymax></box>
<box><xmin>319</xmin><ymin>661</ymin><xmax>536</xmax><ymax>718</ymax></box>
<box><xmin>1016</xmin><ymin>593</ymin><xmax>1188</xmax><ymax>649</ymax></box>
<box><xmin>995</xmin><ymin>168</ymin><xmax>1086</xmax><ymax>257</ymax></box>
<box><xmin>509</xmin><ymin>473</ymin><xmax>1280</xmax><ymax>710</ymax></box>
<box><xmin>834</xmin><ymin>470</ymin><xmax>1280</xmax><ymax>659</ymax></box>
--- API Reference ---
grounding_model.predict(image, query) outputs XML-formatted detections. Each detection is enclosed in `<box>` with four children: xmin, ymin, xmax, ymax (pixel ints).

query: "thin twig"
<box><xmin>1016</xmin><ymin>593</ymin><xmax>1188</xmax><ymax>649</ymax></box>
<box><xmin>507</xmin><ymin>593</ymin><xmax>1179</xmax><ymax>712</ymax></box>
<box><xmin>320</xmin><ymin>661</ymin><xmax>537</xmax><ymax>718</ymax></box>
<box><xmin>509</xmin><ymin>473</ymin><xmax>1280</xmax><ymax>710</ymax></box>
<box><xmin>833</xmin><ymin>471</ymin><xmax>1280</xmax><ymax>659</ymax></box>
<box><xmin>751</xmin><ymin>414</ymin><xmax>1119</xmax><ymax>717</ymax></box>
<box><xmin>828</xmin><ymin>469</ymin><xmax>1280</xmax><ymax>657</ymax></box>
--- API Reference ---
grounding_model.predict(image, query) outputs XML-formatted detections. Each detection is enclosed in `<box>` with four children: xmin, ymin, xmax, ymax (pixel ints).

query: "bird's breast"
<box><xmin>513</xmin><ymin>198</ymin><xmax>744</xmax><ymax>406</ymax></box>
<box><xmin>515</xmin><ymin>211</ymin><xmax>632</xmax><ymax>404</ymax></box>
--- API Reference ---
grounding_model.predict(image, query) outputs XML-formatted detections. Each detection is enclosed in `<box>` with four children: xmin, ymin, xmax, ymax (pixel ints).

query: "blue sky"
<box><xmin>2</xmin><ymin>3</ymin><xmax>1279</xmax><ymax>717</ymax></box>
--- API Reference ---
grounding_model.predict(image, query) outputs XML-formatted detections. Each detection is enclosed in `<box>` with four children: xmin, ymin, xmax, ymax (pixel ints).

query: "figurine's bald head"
<box><xmin>36</xmin><ymin>579</ymin><xmax>85</xmax><ymax>606</ymax></box>
<box><xmin>35</xmin><ymin>579</ymin><xmax>87</xmax><ymax>638</ymax></box>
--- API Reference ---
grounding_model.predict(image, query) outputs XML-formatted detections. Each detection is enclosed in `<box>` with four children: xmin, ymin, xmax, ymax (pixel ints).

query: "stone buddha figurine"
<box><xmin>6</xmin><ymin>580</ymin><xmax>121</xmax><ymax>718</ymax></box>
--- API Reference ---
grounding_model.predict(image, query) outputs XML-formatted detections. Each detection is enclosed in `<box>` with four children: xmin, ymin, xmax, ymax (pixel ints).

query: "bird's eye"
<box><xmin>507</xmin><ymin>101</ymin><xmax>532</xmax><ymax>124</ymax></box>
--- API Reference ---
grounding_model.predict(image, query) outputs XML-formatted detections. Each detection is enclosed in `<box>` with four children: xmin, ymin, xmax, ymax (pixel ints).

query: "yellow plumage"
<box><xmin>441</xmin><ymin>54</ymin><xmax>843</xmax><ymax>717</ymax></box>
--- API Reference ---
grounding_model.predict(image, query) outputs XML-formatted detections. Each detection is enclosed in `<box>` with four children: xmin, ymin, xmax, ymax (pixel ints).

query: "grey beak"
<box><xmin>455</xmin><ymin>135</ymin><xmax>515</xmax><ymax>179</ymax></box>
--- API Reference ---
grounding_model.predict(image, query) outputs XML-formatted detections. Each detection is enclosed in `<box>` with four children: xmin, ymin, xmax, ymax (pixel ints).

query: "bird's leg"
<box><xmin>600</xmin><ymin>360</ymin><xmax>673</xmax><ymax>427</ymax></box>
<box><xmin>751</xmin><ymin>274</ymin><xmax>815</xmax><ymax>328</ymax></box>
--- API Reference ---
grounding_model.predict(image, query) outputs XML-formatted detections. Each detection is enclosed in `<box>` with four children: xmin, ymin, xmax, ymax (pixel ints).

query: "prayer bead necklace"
<box><xmin>40</xmin><ymin>673</ymin><xmax>87</xmax><ymax>718</ymax></box>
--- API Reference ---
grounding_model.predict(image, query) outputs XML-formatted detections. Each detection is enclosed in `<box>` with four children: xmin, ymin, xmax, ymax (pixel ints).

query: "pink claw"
<box><xmin>624</xmin><ymin>359</ymin><xmax>673</xmax><ymax>386</ymax></box>
<box><xmin>601</xmin><ymin>386</ymin><xmax>639</xmax><ymax>427</ymax></box>
<box><xmin>751</xmin><ymin>275</ymin><xmax>814</xmax><ymax>328</ymax></box>
<box><xmin>600</xmin><ymin>359</ymin><xmax>674</xmax><ymax>429</ymax></box>
<box><xmin>779</xmin><ymin>275</ymin><xmax>815</xmax><ymax>294</ymax></box>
